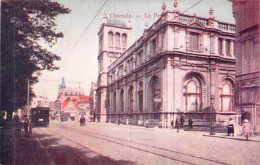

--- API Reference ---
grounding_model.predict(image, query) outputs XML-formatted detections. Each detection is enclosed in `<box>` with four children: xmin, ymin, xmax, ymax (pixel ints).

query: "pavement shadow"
<box><xmin>35</xmin><ymin>132</ymin><xmax>137</xmax><ymax>165</ymax></box>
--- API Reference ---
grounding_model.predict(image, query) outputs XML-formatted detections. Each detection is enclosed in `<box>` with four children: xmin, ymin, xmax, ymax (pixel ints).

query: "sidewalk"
<box><xmin>203</xmin><ymin>132</ymin><xmax>260</xmax><ymax>142</ymax></box>
<box><xmin>0</xmin><ymin>127</ymin><xmax>56</xmax><ymax>165</ymax></box>
<box><xmin>83</xmin><ymin>121</ymin><xmax>260</xmax><ymax>142</ymax></box>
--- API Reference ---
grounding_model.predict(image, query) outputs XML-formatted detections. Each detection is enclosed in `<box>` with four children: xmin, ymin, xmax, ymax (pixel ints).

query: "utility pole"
<box><xmin>27</xmin><ymin>80</ymin><xmax>30</xmax><ymax>119</ymax></box>
<box><xmin>27</xmin><ymin>79</ymin><xmax>32</xmax><ymax>134</ymax></box>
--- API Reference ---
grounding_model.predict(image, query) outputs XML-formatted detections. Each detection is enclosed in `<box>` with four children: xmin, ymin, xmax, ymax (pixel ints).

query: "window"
<box><xmin>118</xmin><ymin>65</ymin><xmax>123</xmax><ymax>78</ymax></box>
<box><xmin>115</xmin><ymin>32</ymin><xmax>120</xmax><ymax>48</ymax></box>
<box><xmin>183</xmin><ymin>76</ymin><xmax>202</xmax><ymax>111</ymax></box>
<box><xmin>220</xmin><ymin>82</ymin><xmax>233</xmax><ymax>111</ymax></box>
<box><xmin>120</xmin><ymin>89</ymin><xmax>124</xmax><ymax>112</ymax></box>
<box><xmin>226</xmin><ymin>40</ymin><xmax>231</xmax><ymax>56</ymax></box>
<box><xmin>218</xmin><ymin>38</ymin><xmax>223</xmax><ymax>55</ymax></box>
<box><xmin>190</xmin><ymin>33</ymin><xmax>199</xmax><ymax>50</ymax></box>
<box><xmin>129</xmin><ymin>58</ymin><xmax>133</xmax><ymax>71</ymax></box>
<box><xmin>99</xmin><ymin>35</ymin><xmax>103</xmax><ymax>50</ymax></box>
<box><xmin>108</xmin><ymin>31</ymin><xmax>114</xmax><ymax>48</ymax></box>
<box><xmin>138</xmin><ymin>82</ymin><xmax>143</xmax><ymax>112</ymax></box>
<box><xmin>129</xmin><ymin>86</ymin><xmax>134</xmax><ymax>112</ymax></box>
<box><xmin>161</xmin><ymin>31</ymin><xmax>165</xmax><ymax>50</ymax></box>
<box><xmin>150</xmin><ymin>77</ymin><xmax>161</xmax><ymax>119</ymax></box>
<box><xmin>113</xmin><ymin>92</ymin><xmax>116</xmax><ymax>112</ymax></box>
<box><xmin>137</xmin><ymin>51</ymin><xmax>143</xmax><ymax>66</ymax></box>
<box><xmin>150</xmin><ymin>39</ymin><xmax>157</xmax><ymax>56</ymax></box>
<box><xmin>150</xmin><ymin>76</ymin><xmax>161</xmax><ymax>114</ymax></box>
<box><xmin>122</xmin><ymin>33</ymin><xmax>127</xmax><ymax>49</ymax></box>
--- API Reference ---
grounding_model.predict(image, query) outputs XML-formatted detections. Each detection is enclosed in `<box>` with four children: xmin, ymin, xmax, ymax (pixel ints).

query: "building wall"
<box><xmin>231</xmin><ymin>0</ymin><xmax>260</xmax><ymax>133</ymax></box>
<box><xmin>97</xmin><ymin>4</ymin><xmax>237</xmax><ymax>128</ymax></box>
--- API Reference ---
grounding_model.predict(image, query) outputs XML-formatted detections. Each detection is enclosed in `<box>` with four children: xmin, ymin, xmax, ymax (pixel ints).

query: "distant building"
<box><xmin>55</xmin><ymin>78</ymin><xmax>93</xmax><ymax>121</ymax></box>
<box><xmin>78</xmin><ymin>96</ymin><xmax>94</xmax><ymax>121</ymax></box>
<box><xmin>230</xmin><ymin>0</ymin><xmax>260</xmax><ymax>133</ymax></box>
<box><xmin>31</xmin><ymin>96</ymin><xmax>49</xmax><ymax>108</ymax></box>
<box><xmin>49</xmin><ymin>101</ymin><xmax>61</xmax><ymax>120</ymax></box>
<box><xmin>96</xmin><ymin>1</ymin><xmax>236</xmax><ymax>128</ymax></box>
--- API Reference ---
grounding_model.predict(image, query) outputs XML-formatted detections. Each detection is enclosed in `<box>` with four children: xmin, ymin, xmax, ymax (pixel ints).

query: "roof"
<box><xmin>107</xmin><ymin>18</ymin><xmax>127</xmax><ymax>27</ymax></box>
<box><xmin>77</xmin><ymin>96</ymin><xmax>93</xmax><ymax>103</ymax></box>
<box><xmin>61</xmin><ymin>97</ymin><xmax>78</xmax><ymax>110</ymax></box>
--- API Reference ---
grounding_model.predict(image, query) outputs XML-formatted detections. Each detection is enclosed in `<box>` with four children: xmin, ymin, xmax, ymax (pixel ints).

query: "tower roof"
<box><xmin>107</xmin><ymin>18</ymin><xmax>127</xmax><ymax>27</ymax></box>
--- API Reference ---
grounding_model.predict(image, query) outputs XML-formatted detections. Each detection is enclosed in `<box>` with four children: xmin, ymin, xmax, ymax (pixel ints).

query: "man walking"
<box><xmin>175</xmin><ymin>117</ymin><xmax>180</xmax><ymax>133</ymax></box>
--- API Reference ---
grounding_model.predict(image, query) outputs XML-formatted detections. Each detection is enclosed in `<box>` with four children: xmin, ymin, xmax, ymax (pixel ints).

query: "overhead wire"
<box><xmin>66</xmin><ymin>0</ymin><xmax>109</xmax><ymax>57</ymax></box>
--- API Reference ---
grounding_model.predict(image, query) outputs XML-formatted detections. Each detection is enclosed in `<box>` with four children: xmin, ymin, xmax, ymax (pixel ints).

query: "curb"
<box><xmin>203</xmin><ymin>134</ymin><xmax>260</xmax><ymax>142</ymax></box>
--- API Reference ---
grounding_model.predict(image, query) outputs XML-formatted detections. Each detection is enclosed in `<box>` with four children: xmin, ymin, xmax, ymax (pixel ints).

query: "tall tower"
<box><xmin>59</xmin><ymin>77</ymin><xmax>66</xmax><ymax>89</ymax></box>
<box><xmin>96</xmin><ymin>15</ymin><xmax>132</xmax><ymax>122</ymax></box>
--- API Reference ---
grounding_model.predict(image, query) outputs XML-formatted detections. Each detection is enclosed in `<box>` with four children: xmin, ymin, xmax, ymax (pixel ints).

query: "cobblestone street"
<box><xmin>8</xmin><ymin>121</ymin><xmax>258</xmax><ymax>165</ymax></box>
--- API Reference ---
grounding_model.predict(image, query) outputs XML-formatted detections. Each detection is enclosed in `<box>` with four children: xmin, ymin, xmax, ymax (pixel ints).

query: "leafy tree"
<box><xmin>1</xmin><ymin>0</ymin><xmax>70</xmax><ymax>120</ymax></box>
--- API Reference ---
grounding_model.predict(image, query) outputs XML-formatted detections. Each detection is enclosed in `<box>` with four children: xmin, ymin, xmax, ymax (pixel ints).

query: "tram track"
<box><xmin>36</xmin><ymin>128</ymin><xmax>121</xmax><ymax>165</ymax></box>
<box><xmin>59</xmin><ymin>124</ymin><xmax>231</xmax><ymax>165</ymax></box>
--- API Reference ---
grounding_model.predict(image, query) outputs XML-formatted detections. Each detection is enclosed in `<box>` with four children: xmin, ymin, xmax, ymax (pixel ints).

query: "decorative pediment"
<box><xmin>188</xmin><ymin>21</ymin><xmax>206</xmax><ymax>29</ymax></box>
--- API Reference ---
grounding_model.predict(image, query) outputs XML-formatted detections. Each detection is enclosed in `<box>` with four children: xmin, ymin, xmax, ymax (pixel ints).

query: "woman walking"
<box><xmin>242</xmin><ymin>119</ymin><xmax>251</xmax><ymax>140</ymax></box>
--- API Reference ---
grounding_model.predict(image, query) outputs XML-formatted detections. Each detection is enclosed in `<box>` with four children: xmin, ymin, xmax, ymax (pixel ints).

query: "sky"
<box><xmin>32</xmin><ymin>0</ymin><xmax>235</xmax><ymax>101</ymax></box>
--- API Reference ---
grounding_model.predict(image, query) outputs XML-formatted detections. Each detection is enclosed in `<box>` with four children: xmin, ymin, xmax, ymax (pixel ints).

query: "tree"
<box><xmin>1</xmin><ymin>0</ymin><xmax>70</xmax><ymax>120</ymax></box>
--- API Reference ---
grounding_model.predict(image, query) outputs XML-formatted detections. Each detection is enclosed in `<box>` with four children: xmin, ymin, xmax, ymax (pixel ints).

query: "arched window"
<box><xmin>183</xmin><ymin>76</ymin><xmax>202</xmax><ymax>111</ymax></box>
<box><xmin>120</xmin><ymin>89</ymin><xmax>124</xmax><ymax>112</ymax></box>
<box><xmin>108</xmin><ymin>31</ymin><xmax>114</xmax><ymax>48</ymax></box>
<box><xmin>113</xmin><ymin>92</ymin><xmax>116</xmax><ymax>112</ymax></box>
<box><xmin>129</xmin><ymin>86</ymin><xmax>134</xmax><ymax>112</ymax></box>
<box><xmin>122</xmin><ymin>33</ymin><xmax>127</xmax><ymax>49</ymax></box>
<box><xmin>138</xmin><ymin>82</ymin><xmax>143</xmax><ymax>112</ymax></box>
<box><xmin>220</xmin><ymin>81</ymin><xmax>234</xmax><ymax>111</ymax></box>
<box><xmin>115</xmin><ymin>32</ymin><xmax>120</xmax><ymax>48</ymax></box>
<box><xmin>150</xmin><ymin>77</ymin><xmax>161</xmax><ymax>113</ymax></box>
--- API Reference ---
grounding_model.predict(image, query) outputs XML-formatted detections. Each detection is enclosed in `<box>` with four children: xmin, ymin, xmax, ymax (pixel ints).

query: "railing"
<box><xmin>229</xmin><ymin>25</ymin><xmax>236</xmax><ymax>31</ymax></box>
<box><xmin>179</xmin><ymin>15</ymin><xmax>194</xmax><ymax>23</ymax></box>
<box><xmin>219</xmin><ymin>23</ymin><xmax>228</xmax><ymax>30</ymax></box>
<box><xmin>196</xmin><ymin>17</ymin><xmax>209</xmax><ymax>26</ymax></box>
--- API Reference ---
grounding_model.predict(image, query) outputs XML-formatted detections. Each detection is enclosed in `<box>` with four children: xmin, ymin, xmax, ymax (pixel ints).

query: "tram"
<box><xmin>31</xmin><ymin>107</ymin><xmax>50</xmax><ymax>126</ymax></box>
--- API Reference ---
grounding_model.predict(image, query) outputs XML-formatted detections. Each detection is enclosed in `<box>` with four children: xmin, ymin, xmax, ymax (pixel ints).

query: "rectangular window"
<box><xmin>226</xmin><ymin>40</ymin><xmax>231</xmax><ymax>56</ymax></box>
<box><xmin>150</xmin><ymin>39</ymin><xmax>157</xmax><ymax>56</ymax></box>
<box><xmin>137</xmin><ymin>51</ymin><xmax>143</xmax><ymax>66</ymax></box>
<box><xmin>190</xmin><ymin>33</ymin><xmax>199</xmax><ymax>50</ymax></box>
<box><xmin>218</xmin><ymin>38</ymin><xmax>223</xmax><ymax>55</ymax></box>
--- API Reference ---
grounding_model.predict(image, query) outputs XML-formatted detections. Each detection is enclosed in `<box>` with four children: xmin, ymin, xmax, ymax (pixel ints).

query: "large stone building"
<box><xmin>90</xmin><ymin>82</ymin><xmax>97</xmax><ymax>120</ymax></box>
<box><xmin>96</xmin><ymin>1</ymin><xmax>236</xmax><ymax>128</ymax></box>
<box><xmin>230</xmin><ymin>0</ymin><xmax>260</xmax><ymax>133</ymax></box>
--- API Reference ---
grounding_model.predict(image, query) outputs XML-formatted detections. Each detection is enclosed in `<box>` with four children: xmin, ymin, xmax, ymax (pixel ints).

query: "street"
<box><xmin>31</xmin><ymin>121</ymin><xmax>260</xmax><ymax>165</ymax></box>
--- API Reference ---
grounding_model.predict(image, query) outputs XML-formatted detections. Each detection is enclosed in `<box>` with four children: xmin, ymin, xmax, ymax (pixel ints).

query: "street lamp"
<box><xmin>210</xmin><ymin>95</ymin><xmax>215</xmax><ymax>135</ymax></box>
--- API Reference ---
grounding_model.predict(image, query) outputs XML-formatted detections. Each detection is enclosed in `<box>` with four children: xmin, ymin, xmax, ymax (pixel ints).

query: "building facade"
<box><xmin>96</xmin><ymin>1</ymin><xmax>236</xmax><ymax>128</ymax></box>
<box><xmin>230</xmin><ymin>0</ymin><xmax>260</xmax><ymax>133</ymax></box>
<box><xmin>90</xmin><ymin>82</ymin><xmax>97</xmax><ymax>120</ymax></box>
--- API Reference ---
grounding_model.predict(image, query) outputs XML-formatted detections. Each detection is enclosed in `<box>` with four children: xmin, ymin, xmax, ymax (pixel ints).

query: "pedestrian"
<box><xmin>242</xmin><ymin>119</ymin><xmax>251</xmax><ymax>140</ymax></box>
<box><xmin>226</xmin><ymin>118</ymin><xmax>234</xmax><ymax>136</ymax></box>
<box><xmin>24</xmin><ymin>119</ymin><xmax>29</xmax><ymax>137</ymax></box>
<box><xmin>13</xmin><ymin>115</ymin><xmax>21</xmax><ymax>137</ymax></box>
<box><xmin>145</xmin><ymin>120</ymin><xmax>149</xmax><ymax>128</ymax></box>
<box><xmin>180</xmin><ymin>117</ymin><xmax>185</xmax><ymax>129</ymax></box>
<box><xmin>188</xmin><ymin>118</ymin><xmax>193</xmax><ymax>130</ymax></box>
<box><xmin>171</xmin><ymin>120</ymin><xmax>174</xmax><ymax>129</ymax></box>
<box><xmin>82</xmin><ymin>116</ymin><xmax>86</xmax><ymax>126</ymax></box>
<box><xmin>118</xmin><ymin>118</ymin><xmax>120</xmax><ymax>125</ymax></box>
<box><xmin>80</xmin><ymin>116</ymin><xmax>83</xmax><ymax>126</ymax></box>
<box><xmin>175</xmin><ymin>117</ymin><xmax>180</xmax><ymax>133</ymax></box>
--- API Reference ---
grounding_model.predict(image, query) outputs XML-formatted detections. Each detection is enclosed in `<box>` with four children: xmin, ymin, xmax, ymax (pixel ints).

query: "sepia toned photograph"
<box><xmin>1</xmin><ymin>0</ymin><xmax>259</xmax><ymax>164</ymax></box>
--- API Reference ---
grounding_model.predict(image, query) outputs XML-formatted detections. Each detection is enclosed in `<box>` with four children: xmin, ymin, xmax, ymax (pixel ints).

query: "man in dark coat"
<box><xmin>175</xmin><ymin>117</ymin><xmax>180</xmax><ymax>133</ymax></box>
